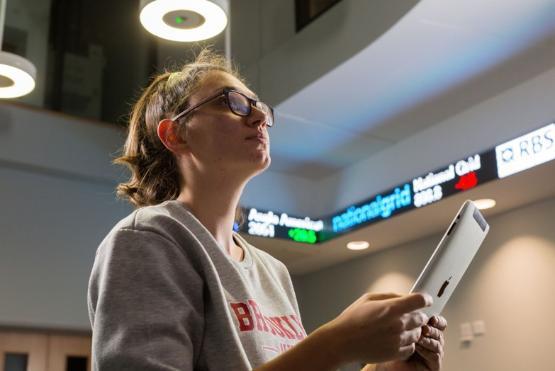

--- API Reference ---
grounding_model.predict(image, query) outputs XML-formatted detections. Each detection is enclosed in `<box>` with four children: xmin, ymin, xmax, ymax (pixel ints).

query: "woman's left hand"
<box><xmin>376</xmin><ymin>315</ymin><xmax>447</xmax><ymax>371</ymax></box>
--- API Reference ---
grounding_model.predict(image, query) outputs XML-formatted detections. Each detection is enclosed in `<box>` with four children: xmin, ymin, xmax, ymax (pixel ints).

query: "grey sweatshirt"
<box><xmin>87</xmin><ymin>200</ymin><xmax>307</xmax><ymax>370</ymax></box>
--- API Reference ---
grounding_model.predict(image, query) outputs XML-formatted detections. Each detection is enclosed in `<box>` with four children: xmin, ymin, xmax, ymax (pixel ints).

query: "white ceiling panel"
<box><xmin>269</xmin><ymin>0</ymin><xmax>555</xmax><ymax>177</ymax></box>
<box><xmin>269</xmin><ymin>111</ymin><xmax>391</xmax><ymax>167</ymax></box>
<box><xmin>418</xmin><ymin>0</ymin><xmax>555</xmax><ymax>43</ymax></box>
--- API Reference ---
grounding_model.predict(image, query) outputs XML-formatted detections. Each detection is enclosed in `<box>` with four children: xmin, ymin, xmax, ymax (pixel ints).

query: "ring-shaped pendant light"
<box><xmin>0</xmin><ymin>51</ymin><xmax>36</xmax><ymax>98</ymax></box>
<box><xmin>139</xmin><ymin>0</ymin><xmax>228</xmax><ymax>42</ymax></box>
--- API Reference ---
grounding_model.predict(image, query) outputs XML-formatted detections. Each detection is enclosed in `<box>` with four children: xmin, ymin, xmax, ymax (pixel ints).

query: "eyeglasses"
<box><xmin>171</xmin><ymin>87</ymin><xmax>274</xmax><ymax>127</ymax></box>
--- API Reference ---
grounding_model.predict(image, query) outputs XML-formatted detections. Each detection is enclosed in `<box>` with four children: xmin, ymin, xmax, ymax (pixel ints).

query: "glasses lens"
<box><xmin>227</xmin><ymin>91</ymin><xmax>274</xmax><ymax>127</ymax></box>
<box><xmin>228</xmin><ymin>91</ymin><xmax>250</xmax><ymax>116</ymax></box>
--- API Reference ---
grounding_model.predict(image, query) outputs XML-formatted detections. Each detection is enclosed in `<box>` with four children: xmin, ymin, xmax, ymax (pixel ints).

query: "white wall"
<box><xmin>0</xmin><ymin>103</ymin><xmax>130</xmax><ymax>330</ymax></box>
<box><xmin>293</xmin><ymin>196</ymin><xmax>555</xmax><ymax>371</ymax></box>
<box><xmin>0</xmin><ymin>165</ymin><xmax>130</xmax><ymax>330</ymax></box>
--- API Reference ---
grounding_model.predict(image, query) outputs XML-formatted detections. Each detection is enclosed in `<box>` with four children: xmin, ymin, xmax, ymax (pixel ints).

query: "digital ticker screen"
<box><xmin>318</xmin><ymin>150</ymin><xmax>498</xmax><ymax>242</ymax></box>
<box><xmin>238</xmin><ymin>123</ymin><xmax>554</xmax><ymax>244</ymax></box>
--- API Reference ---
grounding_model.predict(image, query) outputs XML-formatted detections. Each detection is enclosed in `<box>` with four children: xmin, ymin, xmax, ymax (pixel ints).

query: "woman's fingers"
<box><xmin>400</xmin><ymin>329</ymin><xmax>422</xmax><ymax>348</ymax></box>
<box><xmin>402</xmin><ymin>311</ymin><xmax>429</xmax><ymax>330</ymax></box>
<box><xmin>389</xmin><ymin>293</ymin><xmax>433</xmax><ymax>316</ymax></box>
<box><xmin>414</xmin><ymin>316</ymin><xmax>446</xmax><ymax>370</ymax></box>
<box><xmin>364</xmin><ymin>292</ymin><xmax>402</xmax><ymax>301</ymax></box>
<box><xmin>415</xmin><ymin>343</ymin><xmax>443</xmax><ymax>370</ymax></box>
<box><xmin>421</xmin><ymin>325</ymin><xmax>445</xmax><ymax>346</ymax></box>
<box><xmin>417</xmin><ymin>335</ymin><xmax>442</xmax><ymax>353</ymax></box>
<box><xmin>398</xmin><ymin>344</ymin><xmax>416</xmax><ymax>360</ymax></box>
<box><xmin>429</xmin><ymin>315</ymin><xmax>448</xmax><ymax>331</ymax></box>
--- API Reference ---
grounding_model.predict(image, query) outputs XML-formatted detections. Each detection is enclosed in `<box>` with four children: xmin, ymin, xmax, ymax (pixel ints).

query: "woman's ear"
<box><xmin>157</xmin><ymin>119</ymin><xmax>187</xmax><ymax>153</ymax></box>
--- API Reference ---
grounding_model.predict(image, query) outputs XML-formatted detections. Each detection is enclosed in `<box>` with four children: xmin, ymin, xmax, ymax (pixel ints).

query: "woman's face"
<box><xmin>182</xmin><ymin>70</ymin><xmax>271</xmax><ymax>176</ymax></box>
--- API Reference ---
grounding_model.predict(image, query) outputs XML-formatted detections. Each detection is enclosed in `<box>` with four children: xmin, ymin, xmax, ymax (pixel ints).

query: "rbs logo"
<box><xmin>495</xmin><ymin>123</ymin><xmax>555</xmax><ymax>178</ymax></box>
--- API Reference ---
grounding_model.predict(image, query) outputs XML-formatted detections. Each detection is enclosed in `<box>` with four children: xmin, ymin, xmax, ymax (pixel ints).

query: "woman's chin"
<box><xmin>259</xmin><ymin>156</ymin><xmax>271</xmax><ymax>171</ymax></box>
<box><xmin>245</xmin><ymin>153</ymin><xmax>271</xmax><ymax>175</ymax></box>
<box><xmin>252</xmin><ymin>154</ymin><xmax>271</xmax><ymax>171</ymax></box>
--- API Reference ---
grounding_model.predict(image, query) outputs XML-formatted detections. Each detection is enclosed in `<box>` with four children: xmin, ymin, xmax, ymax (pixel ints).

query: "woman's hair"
<box><xmin>114</xmin><ymin>47</ymin><xmax>246</xmax><ymax>214</ymax></box>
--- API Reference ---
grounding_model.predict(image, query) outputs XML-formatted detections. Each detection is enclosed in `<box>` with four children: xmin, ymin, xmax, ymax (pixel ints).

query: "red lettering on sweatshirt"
<box><xmin>229</xmin><ymin>300</ymin><xmax>306</xmax><ymax>341</ymax></box>
<box><xmin>264</xmin><ymin>315</ymin><xmax>285</xmax><ymax>337</ymax></box>
<box><xmin>268</xmin><ymin>317</ymin><xmax>295</xmax><ymax>339</ymax></box>
<box><xmin>289</xmin><ymin>314</ymin><xmax>307</xmax><ymax>337</ymax></box>
<box><xmin>280</xmin><ymin>315</ymin><xmax>304</xmax><ymax>340</ymax></box>
<box><xmin>248</xmin><ymin>299</ymin><xmax>269</xmax><ymax>332</ymax></box>
<box><xmin>230</xmin><ymin>303</ymin><xmax>254</xmax><ymax>331</ymax></box>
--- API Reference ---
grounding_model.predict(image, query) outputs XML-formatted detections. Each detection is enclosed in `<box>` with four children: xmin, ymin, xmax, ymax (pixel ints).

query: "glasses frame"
<box><xmin>171</xmin><ymin>87</ymin><xmax>274</xmax><ymax>127</ymax></box>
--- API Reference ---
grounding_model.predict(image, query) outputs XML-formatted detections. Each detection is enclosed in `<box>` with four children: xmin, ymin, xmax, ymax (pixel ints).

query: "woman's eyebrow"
<box><xmin>220</xmin><ymin>85</ymin><xmax>259</xmax><ymax>100</ymax></box>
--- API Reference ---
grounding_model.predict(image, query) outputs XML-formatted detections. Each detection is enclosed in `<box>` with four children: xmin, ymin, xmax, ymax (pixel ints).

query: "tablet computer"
<box><xmin>410</xmin><ymin>200</ymin><xmax>490</xmax><ymax>316</ymax></box>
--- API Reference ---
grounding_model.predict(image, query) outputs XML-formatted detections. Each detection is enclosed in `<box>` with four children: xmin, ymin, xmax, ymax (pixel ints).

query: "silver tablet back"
<box><xmin>410</xmin><ymin>200</ymin><xmax>490</xmax><ymax>317</ymax></box>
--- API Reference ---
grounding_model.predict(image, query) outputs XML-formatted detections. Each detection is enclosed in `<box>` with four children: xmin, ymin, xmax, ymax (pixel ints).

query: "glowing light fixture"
<box><xmin>347</xmin><ymin>241</ymin><xmax>370</xmax><ymax>251</ymax></box>
<box><xmin>0</xmin><ymin>0</ymin><xmax>36</xmax><ymax>99</ymax></box>
<box><xmin>473</xmin><ymin>199</ymin><xmax>496</xmax><ymax>210</ymax></box>
<box><xmin>139</xmin><ymin>0</ymin><xmax>229</xmax><ymax>42</ymax></box>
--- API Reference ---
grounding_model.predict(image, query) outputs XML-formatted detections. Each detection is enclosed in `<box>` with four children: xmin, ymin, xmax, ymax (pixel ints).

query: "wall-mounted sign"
<box><xmin>495</xmin><ymin>123</ymin><xmax>555</xmax><ymax>178</ymax></box>
<box><xmin>412</xmin><ymin>154</ymin><xmax>484</xmax><ymax>208</ymax></box>
<box><xmin>288</xmin><ymin>228</ymin><xmax>318</xmax><ymax>244</ymax></box>
<box><xmin>329</xmin><ymin>184</ymin><xmax>412</xmax><ymax>234</ymax></box>
<box><xmin>316</xmin><ymin>149</ymin><xmax>498</xmax><ymax>242</ymax></box>
<box><xmin>241</xmin><ymin>207</ymin><xmax>323</xmax><ymax>244</ymax></box>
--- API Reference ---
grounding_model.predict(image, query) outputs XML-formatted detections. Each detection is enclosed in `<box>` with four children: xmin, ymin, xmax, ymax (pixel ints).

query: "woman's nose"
<box><xmin>247</xmin><ymin>104</ymin><xmax>270</xmax><ymax>128</ymax></box>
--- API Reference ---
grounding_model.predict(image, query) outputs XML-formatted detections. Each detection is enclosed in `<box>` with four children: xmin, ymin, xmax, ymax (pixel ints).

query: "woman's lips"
<box><xmin>246</xmin><ymin>135</ymin><xmax>267</xmax><ymax>144</ymax></box>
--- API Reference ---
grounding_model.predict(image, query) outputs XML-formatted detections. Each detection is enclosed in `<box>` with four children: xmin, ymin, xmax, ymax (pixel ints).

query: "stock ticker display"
<box><xmin>238</xmin><ymin>123</ymin><xmax>554</xmax><ymax>244</ymax></box>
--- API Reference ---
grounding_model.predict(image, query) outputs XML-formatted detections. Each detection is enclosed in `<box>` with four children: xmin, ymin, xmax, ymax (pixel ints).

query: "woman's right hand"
<box><xmin>323</xmin><ymin>292</ymin><xmax>433</xmax><ymax>365</ymax></box>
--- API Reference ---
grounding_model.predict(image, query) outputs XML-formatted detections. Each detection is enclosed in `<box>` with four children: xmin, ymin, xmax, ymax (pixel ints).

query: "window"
<box><xmin>4</xmin><ymin>353</ymin><xmax>28</xmax><ymax>371</ymax></box>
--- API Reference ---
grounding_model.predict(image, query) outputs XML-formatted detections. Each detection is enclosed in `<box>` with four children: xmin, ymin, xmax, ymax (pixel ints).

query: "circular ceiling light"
<box><xmin>347</xmin><ymin>241</ymin><xmax>370</xmax><ymax>251</ymax></box>
<box><xmin>140</xmin><ymin>0</ymin><xmax>228</xmax><ymax>42</ymax></box>
<box><xmin>473</xmin><ymin>198</ymin><xmax>496</xmax><ymax>210</ymax></box>
<box><xmin>0</xmin><ymin>51</ymin><xmax>36</xmax><ymax>99</ymax></box>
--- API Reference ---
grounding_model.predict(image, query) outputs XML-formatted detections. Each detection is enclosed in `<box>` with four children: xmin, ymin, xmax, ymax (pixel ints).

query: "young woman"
<box><xmin>87</xmin><ymin>49</ymin><xmax>447</xmax><ymax>371</ymax></box>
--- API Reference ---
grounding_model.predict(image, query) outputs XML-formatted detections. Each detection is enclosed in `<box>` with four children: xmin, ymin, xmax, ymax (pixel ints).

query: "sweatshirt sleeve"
<box><xmin>87</xmin><ymin>228</ymin><xmax>204</xmax><ymax>371</ymax></box>
<box><xmin>277</xmin><ymin>261</ymin><xmax>305</xmax><ymax>326</ymax></box>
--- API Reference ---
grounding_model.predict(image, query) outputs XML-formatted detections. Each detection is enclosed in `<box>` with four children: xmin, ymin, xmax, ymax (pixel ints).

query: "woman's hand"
<box><xmin>375</xmin><ymin>315</ymin><xmax>447</xmax><ymax>371</ymax></box>
<box><xmin>324</xmin><ymin>292</ymin><xmax>433</xmax><ymax>365</ymax></box>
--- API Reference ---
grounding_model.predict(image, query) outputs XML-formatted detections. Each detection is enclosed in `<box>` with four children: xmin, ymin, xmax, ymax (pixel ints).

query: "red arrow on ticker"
<box><xmin>455</xmin><ymin>171</ymin><xmax>478</xmax><ymax>191</ymax></box>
